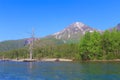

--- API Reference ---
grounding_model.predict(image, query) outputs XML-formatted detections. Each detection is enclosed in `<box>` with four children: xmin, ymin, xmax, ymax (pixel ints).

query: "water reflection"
<box><xmin>27</xmin><ymin>62</ymin><xmax>34</xmax><ymax>75</ymax></box>
<box><xmin>29</xmin><ymin>62</ymin><xmax>33</xmax><ymax>69</ymax></box>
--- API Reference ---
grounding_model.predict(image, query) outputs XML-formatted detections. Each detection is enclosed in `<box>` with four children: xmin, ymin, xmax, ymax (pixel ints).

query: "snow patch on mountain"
<box><xmin>52</xmin><ymin>22</ymin><xmax>98</xmax><ymax>40</ymax></box>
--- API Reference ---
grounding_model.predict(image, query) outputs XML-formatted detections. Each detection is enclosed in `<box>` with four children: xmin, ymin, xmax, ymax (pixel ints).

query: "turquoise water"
<box><xmin>0</xmin><ymin>61</ymin><xmax>120</xmax><ymax>80</ymax></box>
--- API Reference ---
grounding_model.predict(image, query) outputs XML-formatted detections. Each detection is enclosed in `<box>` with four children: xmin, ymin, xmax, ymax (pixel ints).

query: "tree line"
<box><xmin>0</xmin><ymin>44</ymin><xmax>78</xmax><ymax>60</ymax></box>
<box><xmin>79</xmin><ymin>29</ymin><xmax>120</xmax><ymax>60</ymax></box>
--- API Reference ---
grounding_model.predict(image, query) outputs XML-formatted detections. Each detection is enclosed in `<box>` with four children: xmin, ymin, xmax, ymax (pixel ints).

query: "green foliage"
<box><xmin>0</xmin><ymin>42</ymin><xmax>78</xmax><ymax>60</ymax></box>
<box><xmin>0</xmin><ymin>47</ymin><xmax>28</xmax><ymax>59</ymax></box>
<box><xmin>79</xmin><ymin>30</ymin><xmax>120</xmax><ymax>60</ymax></box>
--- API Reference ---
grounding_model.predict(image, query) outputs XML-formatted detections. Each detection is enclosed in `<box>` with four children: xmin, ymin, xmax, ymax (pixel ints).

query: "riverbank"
<box><xmin>89</xmin><ymin>59</ymin><xmax>120</xmax><ymax>62</ymax></box>
<box><xmin>40</xmin><ymin>58</ymin><xmax>73</xmax><ymax>62</ymax></box>
<box><xmin>1</xmin><ymin>58</ymin><xmax>120</xmax><ymax>62</ymax></box>
<box><xmin>0</xmin><ymin>58</ymin><xmax>73</xmax><ymax>62</ymax></box>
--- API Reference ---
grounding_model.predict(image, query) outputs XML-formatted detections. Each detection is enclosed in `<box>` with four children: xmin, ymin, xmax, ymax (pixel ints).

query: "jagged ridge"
<box><xmin>52</xmin><ymin>22</ymin><xmax>97</xmax><ymax>41</ymax></box>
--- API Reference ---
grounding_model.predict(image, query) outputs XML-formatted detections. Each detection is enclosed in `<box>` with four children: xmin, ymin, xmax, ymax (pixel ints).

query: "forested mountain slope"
<box><xmin>0</xmin><ymin>39</ymin><xmax>25</xmax><ymax>52</ymax></box>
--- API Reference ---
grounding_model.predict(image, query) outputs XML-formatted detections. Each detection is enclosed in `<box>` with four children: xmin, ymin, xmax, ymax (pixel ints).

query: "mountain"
<box><xmin>48</xmin><ymin>22</ymin><xmax>97</xmax><ymax>43</ymax></box>
<box><xmin>109</xmin><ymin>23</ymin><xmax>120</xmax><ymax>31</ymax></box>
<box><xmin>0</xmin><ymin>22</ymin><xmax>101</xmax><ymax>51</ymax></box>
<box><xmin>115</xmin><ymin>23</ymin><xmax>120</xmax><ymax>30</ymax></box>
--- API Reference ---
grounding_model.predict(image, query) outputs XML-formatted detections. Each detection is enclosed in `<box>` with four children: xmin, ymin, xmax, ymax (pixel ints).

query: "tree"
<box><xmin>79</xmin><ymin>32</ymin><xmax>92</xmax><ymax>60</ymax></box>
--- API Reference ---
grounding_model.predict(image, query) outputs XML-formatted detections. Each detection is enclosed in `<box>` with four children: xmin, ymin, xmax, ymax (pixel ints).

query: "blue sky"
<box><xmin>0</xmin><ymin>0</ymin><xmax>120</xmax><ymax>41</ymax></box>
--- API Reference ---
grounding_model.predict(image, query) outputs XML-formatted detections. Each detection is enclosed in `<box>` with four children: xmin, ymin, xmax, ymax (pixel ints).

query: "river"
<box><xmin>0</xmin><ymin>61</ymin><xmax>120</xmax><ymax>80</ymax></box>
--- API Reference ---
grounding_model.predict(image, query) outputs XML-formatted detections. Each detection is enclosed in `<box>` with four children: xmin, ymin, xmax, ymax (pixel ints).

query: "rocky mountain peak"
<box><xmin>109</xmin><ymin>23</ymin><xmax>120</xmax><ymax>31</ymax></box>
<box><xmin>71</xmin><ymin>22</ymin><xmax>85</xmax><ymax>28</ymax></box>
<box><xmin>116</xmin><ymin>23</ymin><xmax>120</xmax><ymax>30</ymax></box>
<box><xmin>52</xmin><ymin>22</ymin><xmax>96</xmax><ymax>40</ymax></box>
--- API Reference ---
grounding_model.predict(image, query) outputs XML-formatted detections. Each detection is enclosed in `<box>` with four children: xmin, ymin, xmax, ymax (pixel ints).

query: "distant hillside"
<box><xmin>0</xmin><ymin>38</ymin><xmax>64</xmax><ymax>52</ymax></box>
<box><xmin>34</xmin><ymin>37</ymin><xmax>64</xmax><ymax>47</ymax></box>
<box><xmin>0</xmin><ymin>39</ymin><xmax>26</xmax><ymax>52</ymax></box>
